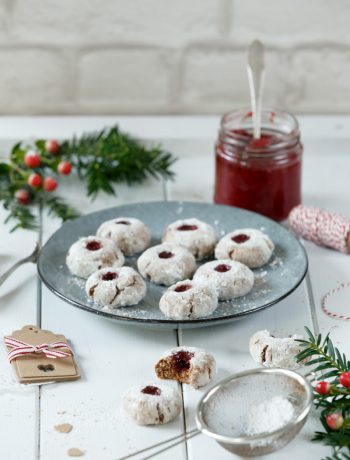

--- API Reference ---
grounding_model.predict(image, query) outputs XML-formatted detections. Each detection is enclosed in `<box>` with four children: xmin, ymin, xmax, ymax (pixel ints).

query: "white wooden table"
<box><xmin>0</xmin><ymin>116</ymin><xmax>349</xmax><ymax>460</ymax></box>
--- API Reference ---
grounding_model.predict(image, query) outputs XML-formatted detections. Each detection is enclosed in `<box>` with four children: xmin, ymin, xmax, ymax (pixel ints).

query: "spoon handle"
<box><xmin>247</xmin><ymin>40</ymin><xmax>265</xmax><ymax>139</ymax></box>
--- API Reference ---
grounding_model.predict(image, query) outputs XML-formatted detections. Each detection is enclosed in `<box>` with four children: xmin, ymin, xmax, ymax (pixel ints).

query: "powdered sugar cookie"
<box><xmin>97</xmin><ymin>217</ymin><xmax>151</xmax><ymax>256</ymax></box>
<box><xmin>194</xmin><ymin>260</ymin><xmax>254</xmax><ymax>300</ymax></box>
<box><xmin>249</xmin><ymin>330</ymin><xmax>304</xmax><ymax>370</ymax></box>
<box><xmin>122</xmin><ymin>383</ymin><xmax>181</xmax><ymax>425</ymax></box>
<box><xmin>155</xmin><ymin>346</ymin><xmax>216</xmax><ymax>389</ymax></box>
<box><xmin>86</xmin><ymin>266</ymin><xmax>146</xmax><ymax>307</ymax></box>
<box><xmin>159</xmin><ymin>279</ymin><xmax>218</xmax><ymax>320</ymax></box>
<box><xmin>66</xmin><ymin>236</ymin><xmax>124</xmax><ymax>279</ymax></box>
<box><xmin>215</xmin><ymin>229</ymin><xmax>274</xmax><ymax>268</ymax></box>
<box><xmin>137</xmin><ymin>243</ymin><xmax>196</xmax><ymax>286</ymax></box>
<box><xmin>162</xmin><ymin>218</ymin><xmax>217</xmax><ymax>260</ymax></box>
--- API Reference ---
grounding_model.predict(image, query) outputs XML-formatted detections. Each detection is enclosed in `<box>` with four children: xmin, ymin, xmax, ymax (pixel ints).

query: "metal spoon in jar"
<box><xmin>247</xmin><ymin>39</ymin><xmax>265</xmax><ymax>139</ymax></box>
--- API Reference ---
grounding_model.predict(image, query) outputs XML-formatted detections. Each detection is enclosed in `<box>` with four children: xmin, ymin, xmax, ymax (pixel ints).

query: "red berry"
<box><xmin>28</xmin><ymin>173</ymin><xmax>42</xmax><ymax>188</ymax></box>
<box><xmin>326</xmin><ymin>413</ymin><xmax>344</xmax><ymax>430</ymax></box>
<box><xmin>15</xmin><ymin>189</ymin><xmax>30</xmax><ymax>205</ymax></box>
<box><xmin>45</xmin><ymin>139</ymin><xmax>60</xmax><ymax>155</ymax></box>
<box><xmin>43</xmin><ymin>176</ymin><xmax>57</xmax><ymax>192</ymax></box>
<box><xmin>58</xmin><ymin>161</ymin><xmax>72</xmax><ymax>175</ymax></box>
<box><xmin>315</xmin><ymin>381</ymin><xmax>331</xmax><ymax>395</ymax></box>
<box><xmin>24</xmin><ymin>151</ymin><xmax>41</xmax><ymax>168</ymax></box>
<box><xmin>339</xmin><ymin>372</ymin><xmax>350</xmax><ymax>388</ymax></box>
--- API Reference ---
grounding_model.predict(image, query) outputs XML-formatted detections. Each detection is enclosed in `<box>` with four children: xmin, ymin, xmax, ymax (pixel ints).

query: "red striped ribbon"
<box><xmin>4</xmin><ymin>337</ymin><xmax>73</xmax><ymax>363</ymax></box>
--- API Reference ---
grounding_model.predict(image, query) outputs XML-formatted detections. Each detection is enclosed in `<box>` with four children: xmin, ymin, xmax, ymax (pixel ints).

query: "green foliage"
<box><xmin>296</xmin><ymin>327</ymin><xmax>350</xmax><ymax>460</ymax></box>
<box><xmin>0</xmin><ymin>125</ymin><xmax>176</xmax><ymax>231</ymax></box>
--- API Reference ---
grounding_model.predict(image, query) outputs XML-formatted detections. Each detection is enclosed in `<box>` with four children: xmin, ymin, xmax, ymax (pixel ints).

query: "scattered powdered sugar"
<box><xmin>244</xmin><ymin>395</ymin><xmax>294</xmax><ymax>436</ymax></box>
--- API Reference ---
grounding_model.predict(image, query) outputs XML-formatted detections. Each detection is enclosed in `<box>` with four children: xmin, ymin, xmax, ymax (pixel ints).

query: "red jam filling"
<box><xmin>171</xmin><ymin>351</ymin><xmax>194</xmax><ymax>372</ymax></box>
<box><xmin>101</xmin><ymin>271</ymin><xmax>117</xmax><ymax>281</ymax></box>
<box><xmin>141</xmin><ymin>386</ymin><xmax>161</xmax><ymax>396</ymax></box>
<box><xmin>174</xmin><ymin>284</ymin><xmax>192</xmax><ymax>293</ymax></box>
<box><xmin>177</xmin><ymin>224</ymin><xmax>198</xmax><ymax>231</ymax></box>
<box><xmin>215</xmin><ymin>128</ymin><xmax>302</xmax><ymax>222</ymax></box>
<box><xmin>116</xmin><ymin>220</ymin><xmax>130</xmax><ymax>225</ymax></box>
<box><xmin>214</xmin><ymin>264</ymin><xmax>231</xmax><ymax>273</ymax></box>
<box><xmin>159</xmin><ymin>251</ymin><xmax>174</xmax><ymax>259</ymax></box>
<box><xmin>232</xmin><ymin>234</ymin><xmax>250</xmax><ymax>244</ymax></box>
<box><xmin>86</xmin><ymin>240</ymin><xmax>102</xmax><ymax>251</ymax></box>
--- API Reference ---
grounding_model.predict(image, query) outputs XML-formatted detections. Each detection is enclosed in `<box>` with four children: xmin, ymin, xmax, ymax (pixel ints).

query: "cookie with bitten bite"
<box><xmin>155</xmin><ymin>346</ymin><xmax>216</xmax><ymax>389</ymax></box>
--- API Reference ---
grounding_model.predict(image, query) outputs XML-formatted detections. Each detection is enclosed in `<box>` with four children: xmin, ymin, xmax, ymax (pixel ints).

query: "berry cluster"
<box><xmin>14</xmin><ymin>140</ymin><xmax>72</xmax><ymax>205</ymax></box>
<box><xmin>315</xmin><ymin>371</ymin><xmax>350</xmax><ymax>430</ymax></box>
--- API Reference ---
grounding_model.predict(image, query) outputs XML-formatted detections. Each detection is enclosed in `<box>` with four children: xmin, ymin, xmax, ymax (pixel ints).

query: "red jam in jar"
<box><xmin>214</xmin><ymin>109</ymin><xmax>303</xmax><ymax>221</ymax></box>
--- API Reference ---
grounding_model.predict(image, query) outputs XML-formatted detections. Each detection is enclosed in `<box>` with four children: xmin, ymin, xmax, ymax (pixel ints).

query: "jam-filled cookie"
<box><xmin>86</xmin><ymin>266</ymin><xmax>146</xmax><ymax>308</ymax></box>
<box><xmin>97</xmin><ymin>217</ymin><xmax>151</xmax><ymax>256</ymax></box>
<box><xmin>66</xmin><ymin>236</ymin><xmax>124</xmax><ymax>279</ymax></box>
<box><xmin>194</xmin><ymin>260</ymin><xmax>254</xmax><ymax>300</ymax></box>
<box><xmin>137</xmin><ymin>243</ymin><xmax>196</xmax><ymax>286</ymax></box>
<box><xmin>122</xmin><ymin>383</ymin><xmax>181</xmax><ymax>425</ymax></box>
<box><xmin>155</xmin><ymin>346</ymin><xmax>216</xmax><ymax>389</ymax></box>
<box><xmin>162</xmin><ymin>218</ymin><xmax>217</xmax><ymax>260</ymax></box>
<box><xmin>215</xmin><ymin>228</ymin><xmax>274</xmax><ymax>268</ymax></box>
<box><xmin>159</xmin><ymin>279</ymin><xmax>218</xmax><ymax>320</ymax></box>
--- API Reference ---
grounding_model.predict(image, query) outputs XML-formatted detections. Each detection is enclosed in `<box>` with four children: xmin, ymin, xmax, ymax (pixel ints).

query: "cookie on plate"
<box><xmin>194</xmin><ymin>260</ymin><xmax>254</xmax><ymax>300</ymax></box>
<box><xmin>159</xmin><ymin>279</ymin><xmax>218</xmax><ymax>320</ymax></box>
<box><xmin>66</xmin><ymin>236</ymin><xmax>124</xmax><ymax>279</ymax></box>
<box><xmin>97</xmin><ymin>217</ymin><xmax>151</xmax><ymax>256</ymax></box>
<box><xmin>215</xmin><ymin>228</ymin><xmax>274</xmax><ymax>268</ymax></box>
<box><xmin>86</xmin><ymin>266</ymin><xmax>146</xmax><ymax>308</ymax></box>
<box><xmin>122</xmin><ymin>383</ymin><xmax>181</xmax><ymax>425</ymax></box>
<box><xmin>137</xmin><ymin>242</ymin><xmax>196</xmax><ymax>286</ymax></box>
<box><xmin>155</xmin><ymin>346</ymin><xmax>216</xmax><ymax>389</ymax></box>
<box><xmin>162</xmin><ymin>218</ymin><xmax>217</xmax><ymax>260</ymax></box>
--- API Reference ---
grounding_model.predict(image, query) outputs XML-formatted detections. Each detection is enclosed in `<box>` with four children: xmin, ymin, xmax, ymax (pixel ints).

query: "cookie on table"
<box><xmin>194</xmin><ymin>260</ymin><xmax>254</xmax><ymax>301</ymax></box>
<box><xmin>215</xmin><ymin>228</ymin><xmax>274</xmax><ymax>268</ymax></box>
<box><xmin>122</xmin><ymin>383</ymin><xmax>181</xmax><ymax>425</ymax></box>
<box><xmin>162</xmin><ymin>218</ymin><xmax>217</xmax><ymax>260</ymax></box>
<box><xmin>249</xmin><ymin>330</ymin><xmax>305</xmax><ymax>370</ymax></box>
<box><xmin>137</xmin><ymin>242</ymin><xmax>196</xmax><ymax>286</ymax></box>
<box><xmin>66</xmin><ymin>236</ymin><xmax>125</xmax><ymax>279</ymax></box>
<box><xmin>86</xmin><ymin>266</ymin><xmax>146</xmax><ymax>308</ymax></box>
<box><xmin>96</xmin><ymin>217</ymin><xmax>151</xmax><ymax>256</ymax></box>
<box><xmin>155</xmin><ymin>346</ymin><xmax>216</xmax><ymax>389</ymax></box>
<box><xmin>159</xmin><ymin>279</ymin><xmax>218</xmax><ymax>320</ymax></box>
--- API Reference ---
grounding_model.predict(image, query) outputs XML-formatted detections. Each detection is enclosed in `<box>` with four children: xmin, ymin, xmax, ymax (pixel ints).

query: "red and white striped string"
<box><xmin>4</xmin><ymin>337</ymin><xmax>73</xmax><ymax>363</ymax></box>
<box><xmin>322</xmin><ymin>281</ymin><xmax>350</xmax><ymax>321</ymax></box>
<box><xmin>288</xmin><ymin>205</ymin><xmax>350</xmax><ymax>253</ymax></box>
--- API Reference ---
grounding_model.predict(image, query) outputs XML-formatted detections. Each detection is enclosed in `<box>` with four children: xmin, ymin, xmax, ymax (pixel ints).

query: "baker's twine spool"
<box><xmin>288</xmin><ymin>205</ymin><xmax>350</xmax><ymax>253</ymax></box>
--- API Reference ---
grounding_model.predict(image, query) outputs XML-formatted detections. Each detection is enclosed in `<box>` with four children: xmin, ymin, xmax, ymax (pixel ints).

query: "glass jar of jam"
<box><xmin>214</xmin><ymin>108</ymin><xmax>303</xmax><ymax>221</ymax></box>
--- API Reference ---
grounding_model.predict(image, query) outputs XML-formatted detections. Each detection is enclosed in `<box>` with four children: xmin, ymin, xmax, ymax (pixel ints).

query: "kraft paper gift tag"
<box><xmin>4</xmin><ymin>325</ymin><xmax>80</xmax><ymax>384</ymax></box>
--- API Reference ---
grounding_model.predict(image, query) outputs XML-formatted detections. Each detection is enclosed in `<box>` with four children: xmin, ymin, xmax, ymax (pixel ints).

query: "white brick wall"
<box><xmin>0</xmin><ymin>0</ymin><xmax>349</xmax><ymax>114</ymax></box>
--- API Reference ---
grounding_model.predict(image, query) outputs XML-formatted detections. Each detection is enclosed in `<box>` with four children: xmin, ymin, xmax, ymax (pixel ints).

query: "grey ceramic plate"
<box><xmin>38</xmin><ymin>201</ymin><xmax>308</xmax><ymax>329</ymax></box>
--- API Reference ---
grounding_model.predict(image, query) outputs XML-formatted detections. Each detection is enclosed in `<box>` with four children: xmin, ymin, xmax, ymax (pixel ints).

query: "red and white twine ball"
<box><xmin>288</xmin><ymin>205</ymin><xmax>350</xmax><ymax>254</ymax></box>
<box><xmin>289</xmin><ymin>205</ymin><xmax>350</xmax><ymax>321</ymax></box>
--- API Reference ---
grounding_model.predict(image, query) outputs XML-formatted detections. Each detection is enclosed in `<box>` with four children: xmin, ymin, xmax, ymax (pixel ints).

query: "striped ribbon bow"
<box><xmin>4</xmin><ymin>336</ymin><xmax>73</xmax><ymax>363</ymax></box>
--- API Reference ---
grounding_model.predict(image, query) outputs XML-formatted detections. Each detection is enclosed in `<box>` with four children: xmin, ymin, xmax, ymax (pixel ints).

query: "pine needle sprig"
<box><xmin>0</xmin><ymin>125</ymin><xmax>176</xmax><ymax>230</ymax></box>
<box><xmin>296</xmin><ymin>327</ymin><xmax>350</xmax><ymax>460</ymax></box>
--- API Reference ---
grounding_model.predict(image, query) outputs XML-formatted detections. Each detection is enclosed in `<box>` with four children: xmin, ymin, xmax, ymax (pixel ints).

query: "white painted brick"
<box><xmin>181</xmin><ymin>48</ymin><xmax>288</xmax><ymax>113</ymax></box>
<box><xmin>78</xmin><ymin>49</ymin><xmax>172</xmax><ymax>108</ymax></box>
<box><xmin>13</xmin><ymin>0</ymin><xmax>221</xmax><ymax>46</ymax></box>
<box><xmin>285</xmin><ymin>48</ymin><xmax>350</xmax><ymax>113</ymax></box>
<box><xmin>231</xmin><ymin>0</ymin><xmax>350</xmax><ymax>45</ymax></box>
<box><xmin>0</xmin><ymin>50</ymin><xmax>70</xmax><ymax>113</ymax></box>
